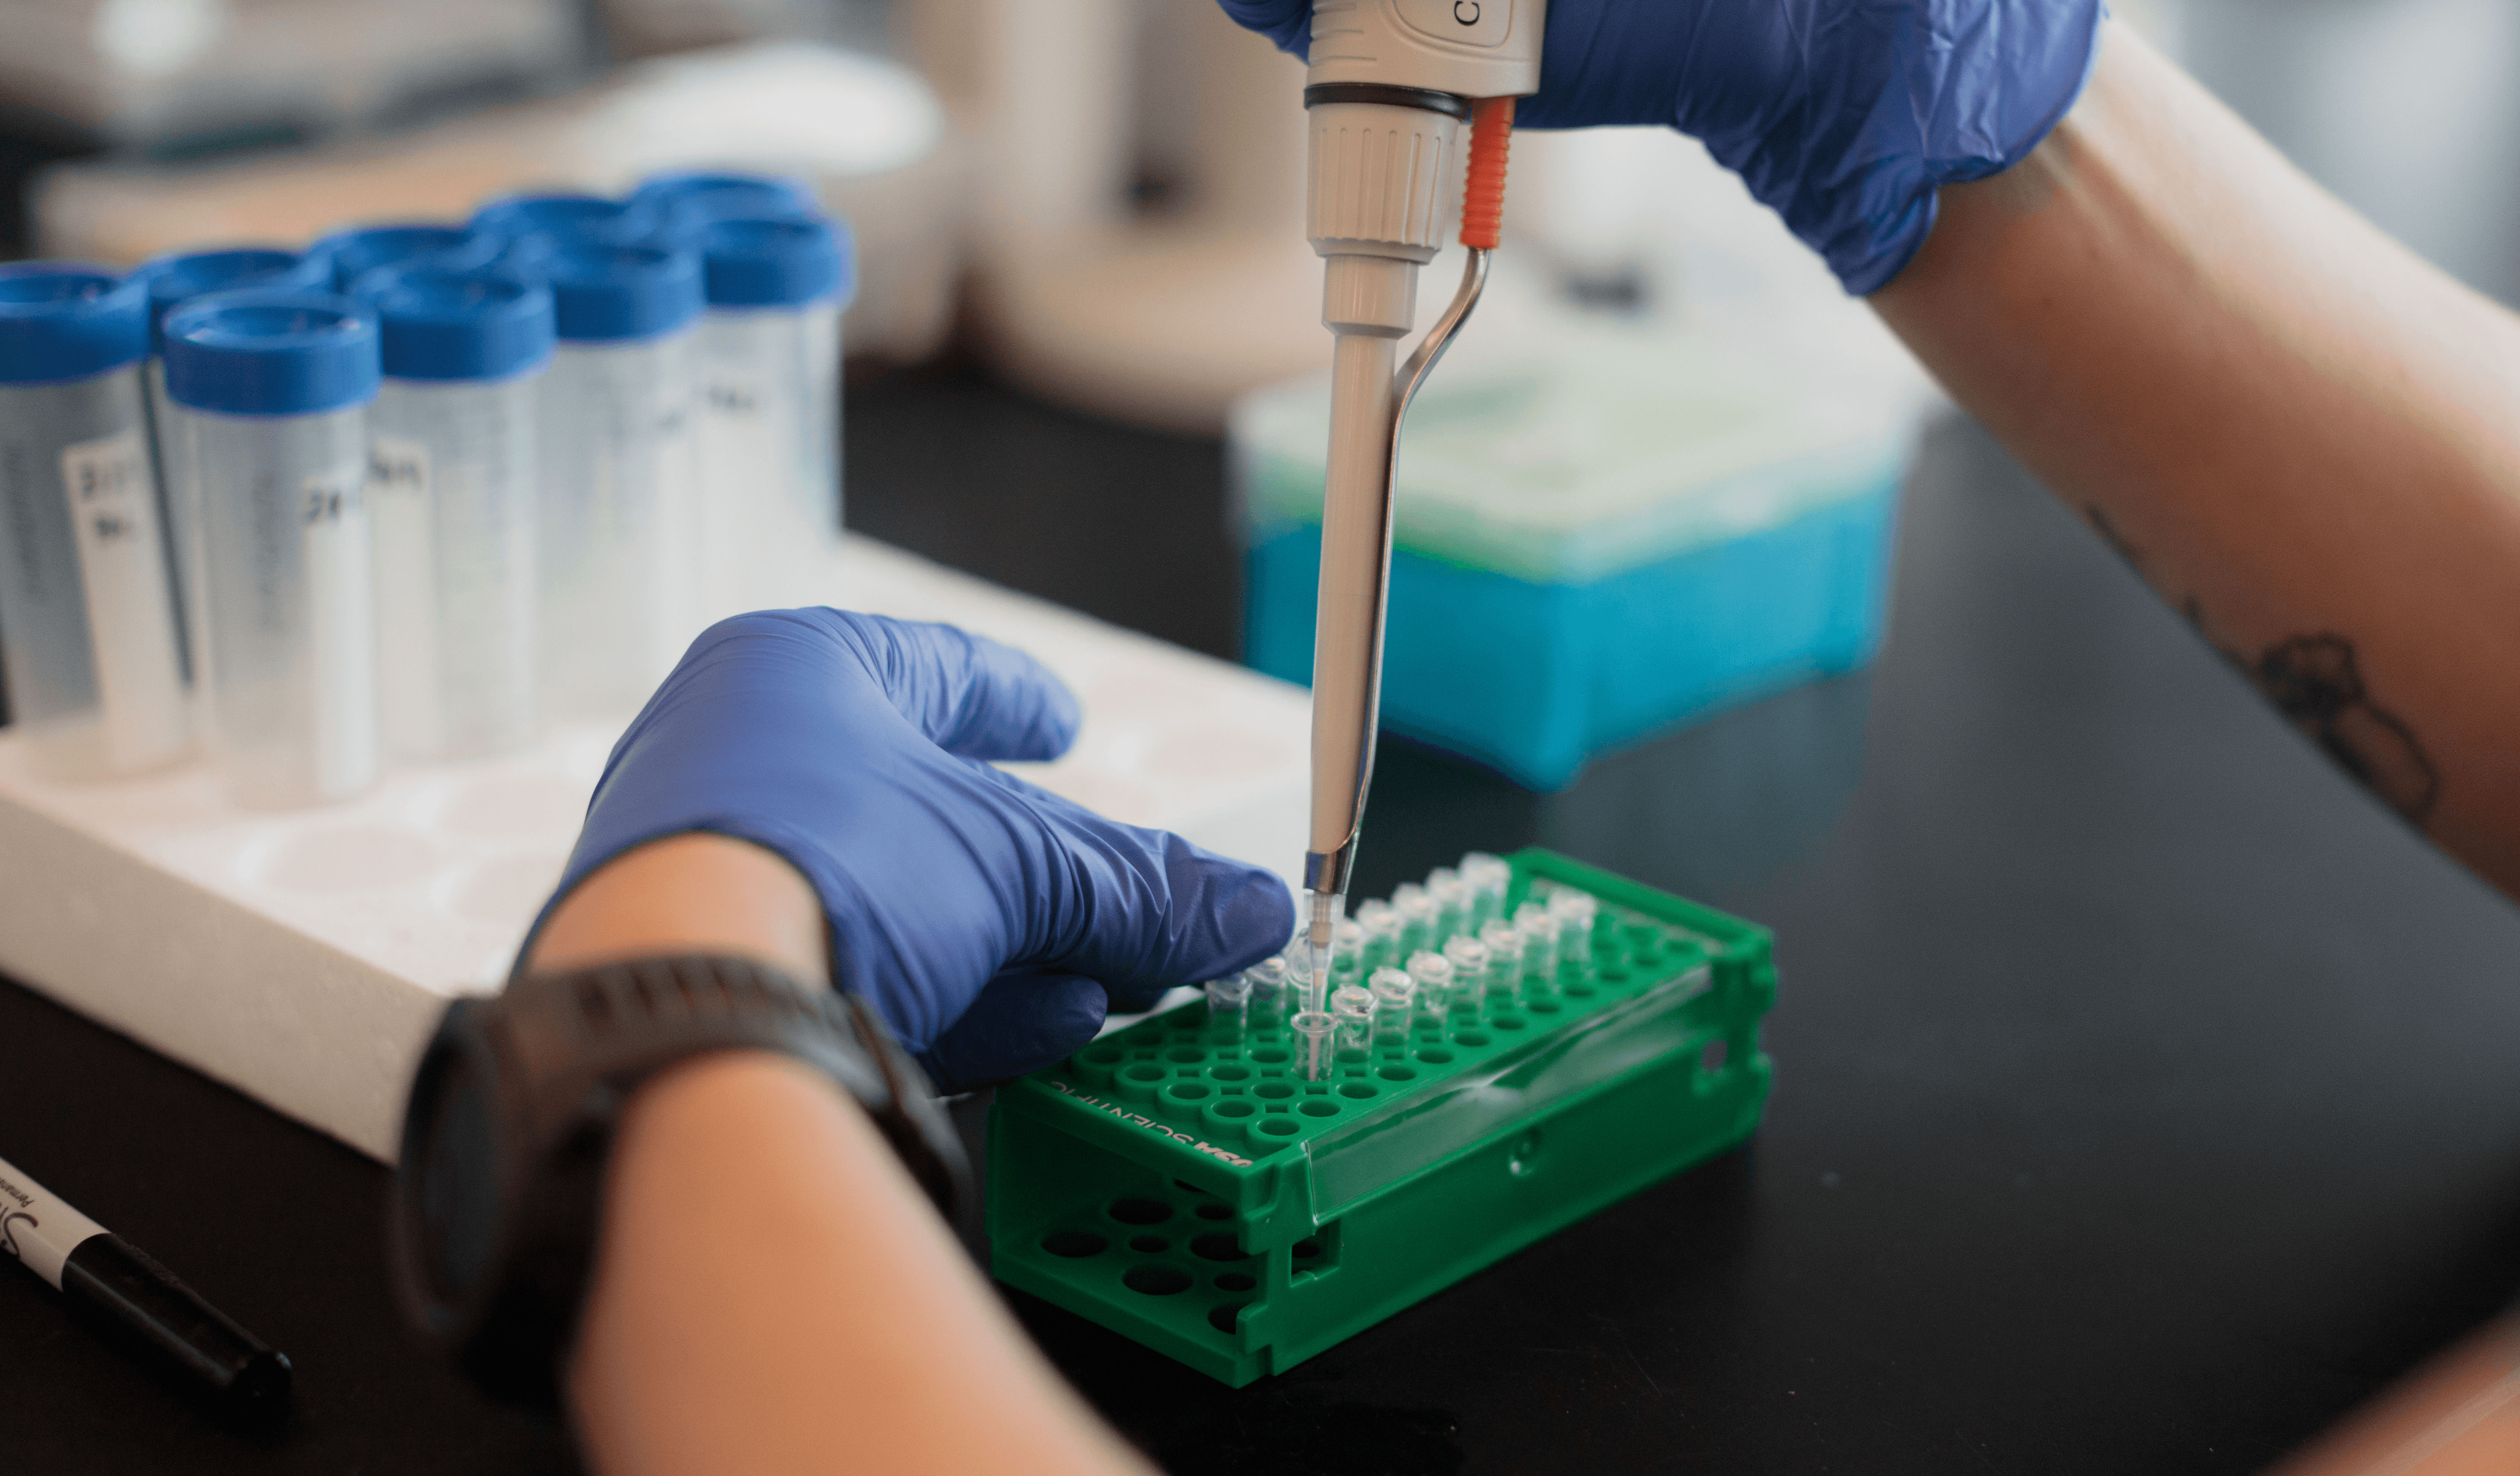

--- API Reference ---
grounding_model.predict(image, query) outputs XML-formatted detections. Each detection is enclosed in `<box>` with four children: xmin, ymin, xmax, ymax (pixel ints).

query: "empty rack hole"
<box><xmin>1338</xmin><ymin>1083</ymin><xmax>1378</xmax><ymax>1099</ymax></box>
<box><xmin>1123</xmin><ymin>1265</ymin><xmax>1193</xmax><ymax>1296</ymax></box>
<box><xmin>1107</xmin><ymin>1197</ymin><xmax>1171</xmax><ymax>1226</ymax></box>
<box><xmin>1042</xmin><ymin>1231</ymin><xmax>1107</xmax><ymax>1258</ymax></box>
<box><xmin>1257</xmin><ymin>1119</ymin><xmax>1302</xmax><ymax>1137</ymax></box>
<box><xmin>1299</xmin><ymin>1100</ymin><xmax>1340</xmax><ymax>1118</ymax></box>
<box><xmin>1211</xmin><ymin>1099</ymin><xmax>1256</xmax><ymax>1119</ymax></box>
<box><xmin>1192</xmin><ymin>1234</ymin><xmax>1251</xmax><ymax>1262</ymax></box>
<box><xmin>1208</xmin><ymin>1303</ymin><xmax>1248</xmax><ymax>1334</ymax></box>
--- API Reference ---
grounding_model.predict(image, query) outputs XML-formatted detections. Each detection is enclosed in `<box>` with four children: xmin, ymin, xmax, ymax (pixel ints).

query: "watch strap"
<box><xmin>391</xmin><ymin>954</ymin><xmax>969</xmax><ymax>1404</ymax></box>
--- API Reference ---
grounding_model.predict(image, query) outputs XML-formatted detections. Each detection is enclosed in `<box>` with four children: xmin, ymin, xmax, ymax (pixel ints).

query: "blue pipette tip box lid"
<box><xmin>354</xmin><ymin>265</ymin><xmax>555</xmax><ymax>383</ymax></box>
<box><xmin>541</xmin><ymin>243</ymin><xmax>704</xmax><ymax>343</ymax></box>
<box><xmin>310</xmin><ymin>222</ymin><xmax>504</xmax><ymax>294</ymax></box>
<box><xmin>698</xmin><ymin>215</ymin><xmax>854</xmax><ymax>309</ymax></box>
<box><xmin>163</xmin><ymin>290</ymin><xmax>382</xmax><ymax>417</ymax></box>
<box><xmin>133</xmin><ymin>246</ymin><xmax>331</xmax><ymax>357</ymax></box>
<box><xmin>0</xmin><ymin>261</ymin><xmax>150</xmax><ymax>385</ymax></box>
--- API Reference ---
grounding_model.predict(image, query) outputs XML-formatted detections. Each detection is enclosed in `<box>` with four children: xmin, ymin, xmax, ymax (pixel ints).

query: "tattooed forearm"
<box><xmin>2082</xmin><ymin>506</ymin><xmax>2441</xmax><ymax>824</ymax></box>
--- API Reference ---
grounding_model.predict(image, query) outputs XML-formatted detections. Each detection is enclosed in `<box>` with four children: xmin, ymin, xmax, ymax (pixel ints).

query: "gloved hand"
<box><xmin>538</xmin><ymin>609</ymin><xmax>1294</xmax><ymax>1092</ymax></box>
<box><xmin>1219</xmin><ymin>0</ymin><xmax>2107</xmax><ymax>295</ymax></box>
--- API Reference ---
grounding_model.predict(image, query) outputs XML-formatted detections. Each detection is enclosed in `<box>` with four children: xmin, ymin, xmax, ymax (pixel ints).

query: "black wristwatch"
<box><xmin>387</xmin><ymin>953</ymin><xmax>969</xmax><ymax>1405</ymax></box>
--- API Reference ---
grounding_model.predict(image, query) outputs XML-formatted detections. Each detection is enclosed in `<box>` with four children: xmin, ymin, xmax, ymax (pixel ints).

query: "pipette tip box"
<box><xmin>1231</xmin><ymin>335</ymin><xmax>1920</xmax><ymax>790</ymax></box>
<box><xmin>986</xmin><ymin>848</ymin><xmax>1775</xmax><ymax>1385</ymax></box>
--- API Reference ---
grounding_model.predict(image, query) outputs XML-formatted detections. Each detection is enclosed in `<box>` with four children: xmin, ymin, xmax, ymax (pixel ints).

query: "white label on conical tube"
<box><xmin>301</xmin><ymin>461</ymin><xmax>377</xmax><ymax>799</ymax></box>
<box><xmin>0</xmin><ymin>1155</ymin><xmax>106</xmax><ymax>1291</ymax></box>
<box><xmin>59</xmin><ymin>427</ymin><xmax>188</xmax><ymax>771</ymax></box>
<box><xmin>369</xmin><ymin>432</ymin><xmax>442</xmax><ymax>755</ymax></box>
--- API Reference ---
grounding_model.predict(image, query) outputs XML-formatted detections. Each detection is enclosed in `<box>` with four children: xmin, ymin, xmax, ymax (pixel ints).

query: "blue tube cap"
<box><xmin>470</xmin><ymin>193</ymin><xmax>669</xmax><ymax>270</ymax></box>
<box><xmin>163</xmin><ymin>291</ymin><xmax>381</xmax><ymax>417</ymax></box>
<box><xmin>356</xmin><ymin>266</ymin><xmax>555</xmax><ymax>383</ymax></box>
<box><xmin>543</xmin><ymin>245</ymin><xmax>704</xmax><ymax>343</ymax></box>
<box><xmin>0</xmin><ymin>262</ymin><xmax>150</xmax><ymax>385</ymax></box>
<box><xmin>135</xmin><ymin>246</ymin><xmax>332</xmax><ymax>356</ymax></box>
<box><xmin>313</xmin><ymin>222</ymin><xmax>503</xmax><ymax>294</ymax></box>
<box><xmin>630</xmin><ymin>169</ymin><xmax>816</xmax><ymax>219</ymax></box>
<box><xmin>699</xmin><ymin>216</ymin><xmax>854</xmax><ymax>309</ymax></box>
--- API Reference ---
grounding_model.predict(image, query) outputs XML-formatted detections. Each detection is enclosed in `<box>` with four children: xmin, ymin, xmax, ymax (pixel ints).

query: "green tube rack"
<box><xmin>986</xmin><ymin>848</ymin><xmax>1777</xmax><ymax>1386</ymax></box>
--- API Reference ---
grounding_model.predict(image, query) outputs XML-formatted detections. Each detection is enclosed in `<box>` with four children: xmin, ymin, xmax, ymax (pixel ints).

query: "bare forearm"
<box><xmin>537</xmin><ymin>835</ymin><xmax>1148</xmax><ymax>1476</ymax></box>
<box><xmin>1874</xmin><ymin>23</ymin><xmax>2520</xmax><ymax>892</ymax></box>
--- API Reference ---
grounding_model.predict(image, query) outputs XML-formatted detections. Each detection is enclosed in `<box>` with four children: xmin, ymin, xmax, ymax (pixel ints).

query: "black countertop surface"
<box><xmin>6</xmin><ymin>366</ymin><xmax>2517</xmax><ymax>1473</ymax></box>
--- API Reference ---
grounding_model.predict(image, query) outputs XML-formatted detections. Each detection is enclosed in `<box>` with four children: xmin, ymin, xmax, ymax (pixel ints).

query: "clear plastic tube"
<box><xmin>1406</xmin><ymin>949</ymin><xmax>1454</xmax><ymax>1019</ymax></box>
<box><xmin>1205</xmin><ymin>970</ymin><xmax>1253</xmax><ymax>1034</ymax></box>
<box><xmin>1354</xmin><ymin>898</ymin><xmax>1400</xmax><ymax>973</ymax></box>
<box><xmin>1552</xmin><ymin>890</ymin><xmax>1599</xmax><ymax>969</ymax></box>
<box><xmin>1332</xmin><ymin>918</ymin><xmax>1367</xmax><ymax>980</ymax></box>
<box><xmin>0</xmin><ymin>363</ymin><xmax>190</xmax><ymax>778</ymax></box>
<box><xmin>1368</xmin><ymin>965</ymin><xmax>1416</xmax><ymax>1046</ymax></box>
<box><xmin>537</xmin><ymin>333</ymin><xmax>701</xmax><ymax>716</ymax></box>
<box><xmin>1243</xmin><ymin>955</ymin><xmax>1288</xmax><ymax>1026</ymax></box>
<box><xmin>369</xmin><ymin>374</ymin><xmax>539</xmax><ymax>759</ymax></box>
<box><xmin>1331</xmin><ymin>983</ymin><xmax>1375</xmax><ymax>1055</ymax></box>
<box><xmin>1427</xmin><ymin>866</ymin><xmax>1466</xmax><ymax>945</ymax></box>
<box><xmin>1515</xmin><ymin>900</ymin><xmax>1560</xmax><ymax>990</ymax></box>
<box><xmin>1393</xmin><ymin>884</ymin><xmax>1435</xmax><ymax>960</ymax></box>
<box><xmin>1460</xmin><ymin>850</ymin><xmax>1510</xmax><ymax>932</ymax></box>
<box><xmin>178</xmin><ymin>401</ymin><xmax>378</xmax><ymax>807</ymax></box>
<box><xmin>694</xmin><ymin>299</ymin><xmax>841</xmax><ymax>623</ymax></box>
<box><xmin>1441</xmin><ymin>935</ymin><xmax>1490</xmax><ymax>1010</ymax></box>
<box><xmin>1479</xmin><ymin>919</ymin><xmax>1524</xmax><ymax>1004</ymax></box>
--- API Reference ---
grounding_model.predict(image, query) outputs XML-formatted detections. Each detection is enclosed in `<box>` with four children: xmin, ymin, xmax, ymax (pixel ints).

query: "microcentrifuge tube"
<box><xmin>1551</xmin><ymin>890</ymin><xmax>1599</xmax><ymax>969</ymax></box>
<box><xmin>1355</xmin><ymin>898</ymin><xmax>1401</xmax><ymax>972</ymax></box>
<box><xmin>1394</xmin><ymin>887</ymin><xmax>1436</xmax><ymax>960</ymax></box>
<box><xmin>1441</xmin><ymin>936</ymin><xmax>1490</xmax><ymax>1011</ymax></box>
<box><xmin>1292</xmin><ymin>1008</ymin><xmax>1333</xmax><ymax>1080</ymax></box>
<box><xmin>1478</xmin><ymin>920</ymin><xmax>1524</xmax><ymax>1004</ymax></box>
<box><xmin>1333</xmin><ymin>918</ymin><xmax>1367</xmax><ymax>979</ymax></box>
<box><xmin>1406</xmin><ymin>949</ymin><xmax>1454</xmax><ymax>1019</ymax></box>
<box><xmin>1368</xmin><ymin>967</ymin><xmax>1416</xmax><ymax>1046</ymax></box>
<box><xmin>1244</xmin><ymin>956</ymin><xmax>1289</xmax><ymax>1024</ymax></box>
<box><xmin>1206</xmin><ymin>971</ymin><xmax>1254</xmax><ymax>1033</ymax></box>
<box><xmin>1331</xmin><ymin>984</ymin><xmax>1375</xmax><ymax>1055</ymax></box>
<box><xmin>1460</xmin><ymin>851</ymin><xmax>1511</xmax><ymax>932</ymax></box>
<box><xmin>1427</xmin><ymin>867</ymin><xmax>1467</xmax><ymax>945</ymax></box>
<box><xmin>1516</xmin><ymin>902</ymin><xmax>1560</xmax><ymax>988</ymax></box>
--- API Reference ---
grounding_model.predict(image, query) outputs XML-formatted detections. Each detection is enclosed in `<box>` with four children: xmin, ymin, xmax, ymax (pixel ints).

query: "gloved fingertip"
<box><xmin>917</xmin><ymin>971</ymin><xmax>1110</xmax><ymax>1094</ymax></box>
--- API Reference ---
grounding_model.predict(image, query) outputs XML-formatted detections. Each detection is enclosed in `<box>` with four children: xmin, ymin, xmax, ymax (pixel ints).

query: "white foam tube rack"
<box><xmin>0</xmin><ymin>536</ymin><xmax>1310</xmax><ymax>1160</ymax></box>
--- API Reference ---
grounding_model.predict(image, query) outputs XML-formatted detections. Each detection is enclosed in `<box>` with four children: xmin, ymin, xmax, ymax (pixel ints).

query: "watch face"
<box><xmin>409</xmin><ymin>1032</ymin><xmax>505</xmax><ymax>1308</ymax></box>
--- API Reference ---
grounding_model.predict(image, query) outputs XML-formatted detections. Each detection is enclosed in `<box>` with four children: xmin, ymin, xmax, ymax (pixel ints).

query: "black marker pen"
<box><xmin>0</xmin><ymin>1152</ymin><xmax>291</xmax><ymax>1421</ymax></box>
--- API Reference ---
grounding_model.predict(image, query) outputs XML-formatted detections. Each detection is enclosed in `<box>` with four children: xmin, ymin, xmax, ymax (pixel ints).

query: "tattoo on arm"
<box><xmin>2084</xmin><ymin>506</ymin><xmax>2441</xmax><ymax>823</ymax></box>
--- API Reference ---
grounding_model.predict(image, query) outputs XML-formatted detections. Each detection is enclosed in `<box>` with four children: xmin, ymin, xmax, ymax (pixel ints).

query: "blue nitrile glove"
<box><xmin>539</xmin><ymin>609</ymin><xmax>1295</xmax><ymax>1092</ymax></box>
<box><xmin>1219</xmin><ymin>0</ymin><xmax>2106</xmax><ymax>295</ymax></box>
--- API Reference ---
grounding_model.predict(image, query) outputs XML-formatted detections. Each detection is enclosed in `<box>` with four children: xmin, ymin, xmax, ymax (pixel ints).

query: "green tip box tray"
<box><xmin>986</xmin><ymin>848</ymin><xmax>1777</xmax><ymax>1385</ymax></box>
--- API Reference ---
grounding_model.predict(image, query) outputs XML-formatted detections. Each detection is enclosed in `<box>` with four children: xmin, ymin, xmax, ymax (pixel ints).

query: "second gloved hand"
<box><xmin>1218</xmin><ymin>0</ymin><xmax>2107</xmax><ymax>295</ymax></box>
<box><xmin>540</xmin><ymin>609</ymin><xmax>1295</xmax><ymax>1092</ymax></box>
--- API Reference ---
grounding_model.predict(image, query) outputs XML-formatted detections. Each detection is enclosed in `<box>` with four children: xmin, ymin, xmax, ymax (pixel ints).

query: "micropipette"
<box><xmin>1296</xmin><ymin>3</ymin><xmax>1545</xmax><ymax>1076</ymax></box>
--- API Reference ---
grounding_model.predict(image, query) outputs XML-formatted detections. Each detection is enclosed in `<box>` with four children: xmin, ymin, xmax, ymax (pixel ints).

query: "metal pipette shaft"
<box><xmin>1301</xmin><ymin>249</ymin><xmax>1492</xmax><ymax>1051</ymax></box>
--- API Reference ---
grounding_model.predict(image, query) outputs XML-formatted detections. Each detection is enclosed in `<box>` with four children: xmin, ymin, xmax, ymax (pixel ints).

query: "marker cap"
<box><xmin>0</xmin><ymin>261</ymin><xmax>150</xmax><ymax>384</ymax></box>
<box><xmin>164</xmin><ymin>290</ymin><xmax>382</xmax><ymax>417</ymax></box>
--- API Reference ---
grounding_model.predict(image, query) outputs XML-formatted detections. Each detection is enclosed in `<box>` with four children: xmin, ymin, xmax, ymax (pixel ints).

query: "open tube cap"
<box><xmin>698</xmin><ymin>216</ymin><xmax>853</xmax><ymax>309</ymax></box>
<box><xmin>164</xmin><ymin>290</ymin><xmax>381</xmax><ymax>417</ymax></box>
<box><xmin>314</xmin><ymin>222</ymin><xmax>504</xmax><ymax>294</ymax></box>
<box><xmin>0</xmin><ymin>262</ymin><xmax>150</xmax><ymax>385</ymax></box>
<box><xmin>543</xmin><ymin>244</ymin><xmax>703</xmax><ymax>343</ymax></box>
<box><xmin>356</xmin><ymin>266</ymin><xmax>555</xmax><ymax>383</ymax></box>
<box><xmin>135</xmin><ymin>247</ymin><xmax>331</xmax><ymax>357</ymax></box>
